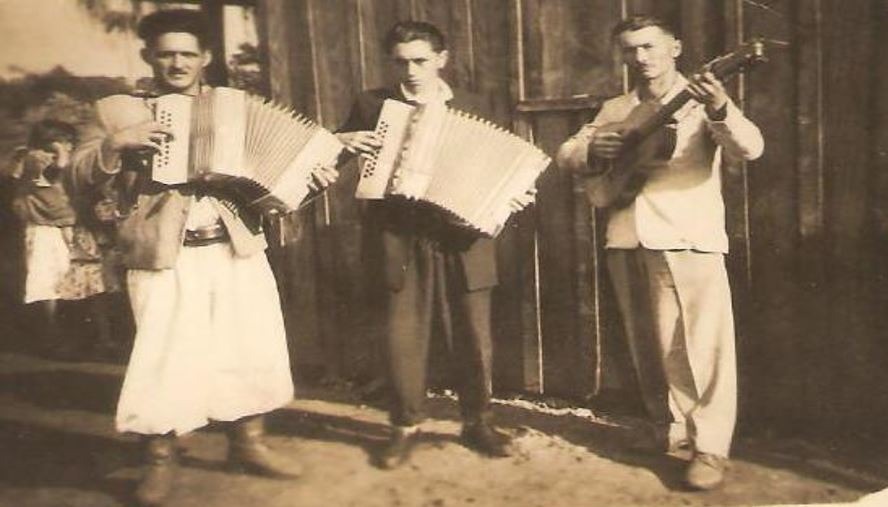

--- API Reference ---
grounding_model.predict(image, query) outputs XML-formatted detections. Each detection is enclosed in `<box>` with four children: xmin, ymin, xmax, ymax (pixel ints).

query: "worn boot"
<box><xmin>228</xmin><ymin>415</ymin><xmax>302</xmax><ymax>479</ymax></box>
<box><xmin>460</xmin><ymin>422</ymin><xmax>515</xmax><ymax>458</ymax></box>
<box><xmin>135</xmin><ymin>434</ymin><xmax>177</xmax><ymax>506</ymax></box>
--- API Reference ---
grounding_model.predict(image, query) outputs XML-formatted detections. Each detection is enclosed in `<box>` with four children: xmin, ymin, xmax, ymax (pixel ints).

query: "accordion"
<box><xmin>150</xmin><ymin>87</ymin><xmax>343</xmax><ymax>213</ymax></box>
<box><xmin>356</xmin><ymin>99</ymin><xmax>550</xmax><ymax>237</ymax></box>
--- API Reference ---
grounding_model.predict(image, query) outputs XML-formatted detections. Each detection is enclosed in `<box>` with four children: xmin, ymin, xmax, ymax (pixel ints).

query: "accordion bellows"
<box><xmin>357</xmin><ymin>99</ymin><xmax>550</xmax><ymax>237</ymax></box>
<box><xmin>150</xmin><ymin>87</ymin><xmax>343</xmax><ymax>212</ymax></box>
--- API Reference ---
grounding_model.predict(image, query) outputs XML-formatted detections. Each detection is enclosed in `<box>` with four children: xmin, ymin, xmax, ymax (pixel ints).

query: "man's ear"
<box><xmin>436</xmin><ymin>49</ymin><xmax>449</xmax><ymax>70</ymax></box>
<box><xmin>140</xmin><ymin>47</ymin><xmax>153</xmax><ymax>66</ymax></box>
<box><xmin>201</xmin><ymin>49</ymin><xmax>213</xmax><ymax>69</ymax></box>
<box><xmin>671</xmin><ymin>39</ymin><xmax>683</xmax><ymax>59</ymax></box>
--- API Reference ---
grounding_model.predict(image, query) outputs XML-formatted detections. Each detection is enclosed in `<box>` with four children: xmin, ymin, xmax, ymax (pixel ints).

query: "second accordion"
<box><xmin>357</xmin><ymin>99</ymin><xmax>551</xmax><ymax>237</ymax></box>
<box><xmin>151</xmin><ymin>87</ymin><xmax>343</xmax><ymax>213</ymax></box>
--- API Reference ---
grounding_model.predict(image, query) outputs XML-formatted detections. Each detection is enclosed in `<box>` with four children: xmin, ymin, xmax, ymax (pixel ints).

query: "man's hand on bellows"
<box><xmin>105</xmin><ymin>120</ymin><xmax>174</xmax><ymax>154</ymax></box>
<box><xmin>336</xmin><ymin>131</ymin><xmax>382</xmax><ymax>155</ymax></box>
<box><xmin>687</xmin><ymin>71</ymin><xmax>728</xmax><ymax>118</ymax></box>
<box><xmin>309</xmin><ymin>165</ymin><xmax>340</xmax><ymax>191</ymax></box>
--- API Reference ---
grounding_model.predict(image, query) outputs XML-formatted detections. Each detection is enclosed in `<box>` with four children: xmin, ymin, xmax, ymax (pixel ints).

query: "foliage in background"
<box><xmin>0</xmin><ymin>68</ymin><xmax>132</xmax><ymax>175</ymax></box>
<box><xmin>228</xmin><ymin>43</ymin><xmax>264</xmax><ymax>95</ymax></box>
<box><xmin>76</xmin><ymin>0</ymin><xmax>141</xmax><ymax>32</ymax></box>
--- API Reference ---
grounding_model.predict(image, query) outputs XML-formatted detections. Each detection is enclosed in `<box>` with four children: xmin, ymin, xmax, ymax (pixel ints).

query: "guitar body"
<box><xmin>586</xmin><ymin>101</ymin><xmax>676</xmax><ymax>208</ymax></box>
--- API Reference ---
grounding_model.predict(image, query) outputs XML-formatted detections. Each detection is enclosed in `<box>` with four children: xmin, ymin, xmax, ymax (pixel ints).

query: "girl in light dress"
<box><xmin>10</xmin><ymin>120</ymin><xmax>123</xmax><ymax>358</ymax></box>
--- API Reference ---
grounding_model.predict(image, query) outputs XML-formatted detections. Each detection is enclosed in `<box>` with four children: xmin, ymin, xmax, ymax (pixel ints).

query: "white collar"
<box><xmin>399</xmin><ymin>78</ymin><xmax>454</xmax><ymax>104</ymax></box>
<box><xmin>631</xmin><ymin>73</ymin><xmax>688</xmax><ymax>106</ymax></box>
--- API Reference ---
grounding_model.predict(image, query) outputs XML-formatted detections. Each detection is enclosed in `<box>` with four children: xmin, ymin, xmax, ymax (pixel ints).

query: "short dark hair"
<box><xmin>137</xmin><ymin>9</ymin><xmax>210</xmax><ymax>48</ymax></box>
<box><xmin>27</xmin><ymin>119</ymin><xmax>77</xmax><ymax>150</ymax></box>
<box><xmin>384</xmin><ymin>21</ymin><xmax>447</xmax><ymax>54</ymax></box>
<box><xmin>611</xmin><ymin>15</ymin><xmax>677</xmax><ymax>40</ymax></box>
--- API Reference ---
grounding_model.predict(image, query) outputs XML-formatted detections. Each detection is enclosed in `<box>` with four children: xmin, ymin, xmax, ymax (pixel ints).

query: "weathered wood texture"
<box><xmin>255</xmin><ymin>0</ymin><xmax>888</xmax><ymax>437</ymax></box>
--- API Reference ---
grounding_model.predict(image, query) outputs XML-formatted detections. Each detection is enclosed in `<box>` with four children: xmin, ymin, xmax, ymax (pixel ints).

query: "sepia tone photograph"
<box><xmin>0</xmin><ymin>1</ymin><xmax>887</xmax><ymax>506</ymax></box>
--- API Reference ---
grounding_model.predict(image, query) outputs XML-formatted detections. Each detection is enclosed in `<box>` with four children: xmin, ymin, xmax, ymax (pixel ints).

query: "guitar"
<box><xmin>586</xmin><ymin>39</ymin><xmax>767</xmax><ymax>208</ymax></box>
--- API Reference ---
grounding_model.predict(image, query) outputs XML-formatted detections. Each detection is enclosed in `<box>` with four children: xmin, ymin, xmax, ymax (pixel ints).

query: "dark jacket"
<box><xmin>339</xmin><ymin>87</ymin><xmax>498</xmax><ymax>292</ymax></box>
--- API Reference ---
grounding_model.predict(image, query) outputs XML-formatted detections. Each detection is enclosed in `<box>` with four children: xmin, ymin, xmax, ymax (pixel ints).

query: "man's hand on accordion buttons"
<box><xmin>309</xmin><ymin>165</ymin><xmax>340</xmax><ymax>191</ymax></box>
<box><xmin>336</xmin><ymin>131</ymin><xmax>382</xmax><ymax>156</ymax></box>
<box><xmin>105</xmin><ymin>120</ymin><xmax>174</xmax><ymax>154</ymax></box>
<box><xmin>509</xmin><ymin>188</ymin><xmax>538</xmax><ymax>212</ymax></box>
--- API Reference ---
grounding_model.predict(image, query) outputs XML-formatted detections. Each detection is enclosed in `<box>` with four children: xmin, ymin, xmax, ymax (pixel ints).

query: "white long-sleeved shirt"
<box><xmin>557</xmin><ymin>75</ymin><xmax>764</xmax><ymax>253</ymax></box>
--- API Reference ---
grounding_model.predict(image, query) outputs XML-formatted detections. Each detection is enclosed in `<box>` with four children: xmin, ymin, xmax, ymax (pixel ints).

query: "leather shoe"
<box><xmin>377</xmin><ymin>428</ymin><xmax>420</xmax><ymax>470</ymax></box>
<box><xmin>135</xmin><ymin>434</ymin><xmax>177</xmax><ymax>506</ymax></box>
<box><xmin>228</xmin><ymin>415</ymin><xmax>302</xmax><ymax>479</ymax></box>
<box><xmin>686</xmin><ymin>452</ymin><xmax>728</xmax><ymax>490</ymax></box>
<box><xmin>460</xmin><ymin>423</ymin><xmax>514</xmax><ymax>458</ymax></box>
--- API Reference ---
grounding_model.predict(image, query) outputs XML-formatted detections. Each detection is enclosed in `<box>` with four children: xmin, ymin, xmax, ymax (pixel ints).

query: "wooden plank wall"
<box><xmin>255</xmin><ymin>0</ymin><xmax>888</xmax><ymax>438</ymax></box>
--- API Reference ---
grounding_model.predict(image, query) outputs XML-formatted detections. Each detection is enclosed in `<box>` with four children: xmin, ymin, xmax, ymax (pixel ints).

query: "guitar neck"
<box><xmin>631</xmin><ymin>42</ymin><xmax>762</xmax><ymax>142</ymax></box>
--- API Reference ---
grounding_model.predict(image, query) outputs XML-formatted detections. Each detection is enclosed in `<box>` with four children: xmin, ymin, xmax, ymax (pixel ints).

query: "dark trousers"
<box><xmin>385</xmin><ymin>239</ymin><xmax>493</xmax><ymax>427</ymax></box>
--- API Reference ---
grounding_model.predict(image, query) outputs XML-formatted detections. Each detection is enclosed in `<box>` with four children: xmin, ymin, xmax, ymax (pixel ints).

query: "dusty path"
<box><xmin>0</xmin><ymin>352</ymin><xmax>885</xmax><ymax>507</ymax></box>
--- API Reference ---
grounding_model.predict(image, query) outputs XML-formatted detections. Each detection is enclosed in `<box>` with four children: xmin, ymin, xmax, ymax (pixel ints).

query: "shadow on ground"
<box><xmin>0</xmin><ymin>353</ymin><xmax>885</xmax><ymax>505</ymax></box>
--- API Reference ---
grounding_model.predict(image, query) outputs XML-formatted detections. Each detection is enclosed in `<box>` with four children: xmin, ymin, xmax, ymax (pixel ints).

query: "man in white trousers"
<box><xmin>72</xmin><ymin>9</ymin><xmax>336</xmax><ymax>506</ymax></box>
<box><xmin>557</xmin><ymin>15</ymin><xmax>764</xmax><ymax>490</ymax></box>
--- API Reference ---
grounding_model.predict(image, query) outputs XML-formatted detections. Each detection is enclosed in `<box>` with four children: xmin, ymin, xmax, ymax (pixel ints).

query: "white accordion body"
<box><xmin>357</xmin><ymin>99</ymin><xmax>550</xmax><ymax>237</ymax></box>
<box><xmin>152</xmin><ymin>87</ymin><xmax>343</xmax><ymax>212</ymax></box>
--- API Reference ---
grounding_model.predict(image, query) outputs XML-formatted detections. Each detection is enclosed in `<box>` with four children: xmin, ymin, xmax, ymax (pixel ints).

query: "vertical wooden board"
<box><xmin>868</xmin><ymin>0</ymin><xmax>888</xmax><ymax>430</ymax></box>
<box><xmin>520</xmin><ymin>0</ymin><xmax>546</xmax><ymax>99</ymax></box>
<box><xmin>525</xmin><ymin>0</ymin><xmax>623</xmax><ymax>99</ymax></box>
<box><xmin>678</xmin><ymin>0</ymin><xmax>724</xmax><ymax>71</ymax></box>
<box><xmin>492</xmin><ymin>211</ymin><xmax>539</xmax><ymax>393</ymax></box>
<box><xmin>311</xmin><ymin>0</ymin><xmax>385</xmax><ymax>381</ymax></box>
<box><xmin>311</xmin><ymin>0</ymin><xmax>362</xmax><ymax>225</ymax></box>
<box><xmin>570</xmin><ymin>107</ymin><xmax>605</xmax><ymax>396</ymax></box>
<box><xmin>281</xmin><ymin>0</ymin><xmax>319</xmax><ymax>117</ymax></box>
<box><xmin>255</xmin><ymin>0</ymin><xmax>325</xmax><ymax>375</ymax></box>
<box><xmin>257</xmin><ymin>0</ymin><xmax>292</xmax><ymax>105</ymax></box>
<box><xmin>355</xmin><ymin>0</ymin><xmax>400</xmax><ymax>90</ymax></box>
<box><xmin>575</xmin><ymin>0</ymin><xmax>624</xmax><ymax>97</ymax></box>
<box><xmin>471</xmin><ymin>0</ymin><xmax>512</xmax><ymax>124</ymax></box>
<box><xmin>789</xmin><ymin>0</ymin><xmax>834</xmax><ymax>437</ymax></box>
<box><xmin>821</xmin><ymin>1</ymin><xmax>879</xmax><ymax>431</ymax></box>
<box><xmin>743</xmin><ymin>0</ymin><xmax>805</xmax><ymax>432</ymax></box>
<box><xmin>624</xmin><ymin>0</ymin><xmax>681</xmax><ymax>27</ymax></box>
<box><xmin>474</xmin><ymin>0</ymin><xmax>533</xmax><ymax>391</ymax></box>
<box><xmin>506</xmin><ymin>0</ymin><xmax>544</xmax><ymax>393</ymax></box>
<box><xmin>266</xmin><ymin>218</ymin><xmax>325</xmax><ymax>378</ymax></box>
<box><xmin>532</xmin><ymin>112</ymin><xmax>583</xmax><ymax>397</ymax></box>
<box><xmin>719</xmin><ymin>0</ymin><xmax>755</xmax><ymax>431</ymax></box>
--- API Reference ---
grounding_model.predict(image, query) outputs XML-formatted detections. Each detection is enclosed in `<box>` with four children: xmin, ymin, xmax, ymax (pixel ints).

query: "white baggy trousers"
<box><xmin>608</xmin><ymin>248</ymin><xmax>737</xmax><ymax>457</ymax></box>
<box><xmin>116</xmin><ymin>243</ymin><xmax>294</xmax><ymax>435</ymax></box>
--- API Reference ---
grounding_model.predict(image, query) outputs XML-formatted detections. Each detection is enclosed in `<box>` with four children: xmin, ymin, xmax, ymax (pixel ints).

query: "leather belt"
<box><xmin>183</xmin><ymin>223</ymin><xmax>229</xmax><ymax>247</ymax></box>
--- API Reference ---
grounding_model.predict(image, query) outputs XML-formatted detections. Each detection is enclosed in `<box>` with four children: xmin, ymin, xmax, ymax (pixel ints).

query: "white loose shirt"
<box><xmin>557</xmin><ymin>76</ymin><xmax>764</xmax><ymax>253</ymax></box>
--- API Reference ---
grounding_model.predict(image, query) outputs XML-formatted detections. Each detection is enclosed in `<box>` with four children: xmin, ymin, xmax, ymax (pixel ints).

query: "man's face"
<box><xmin>389</xmin><ymin>40</ymin><xmax>448</xmax><ymax>92</ymax></box>
<box><xmin>617</xmin><ymin>26</ymin><xmax>680</xmax><ymax>82</ymax></box>
<box><xmin>142</xmin><ymin>32</ymin><xmax>211</xmax><ymax>94</ymax></box>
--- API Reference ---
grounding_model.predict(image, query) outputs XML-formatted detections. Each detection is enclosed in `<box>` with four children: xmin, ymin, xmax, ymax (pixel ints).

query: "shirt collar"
<box><xmin>135</xmin><ymin>81</ymin><xmax>211</xmax><ymax>98</ymax></box>
<box><xmin>399</xmin><ymin>78</ymin><xmax>454</xmax><ymax>104</ymax></box>
<box><xmin>631</xmin><ymin>73</ymin><xmax>688</xmax><ymax>106</ymax></box>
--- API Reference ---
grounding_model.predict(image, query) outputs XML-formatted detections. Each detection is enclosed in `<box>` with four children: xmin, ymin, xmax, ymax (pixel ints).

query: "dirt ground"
<box><xmin>1</xmin><ymin>351</ymin><xmax>887</xmax><ymax>507</ymax></box>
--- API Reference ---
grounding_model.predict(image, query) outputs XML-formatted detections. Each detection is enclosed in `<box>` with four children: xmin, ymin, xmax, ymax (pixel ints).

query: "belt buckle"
<box><xmin>183</xmin><ymin>224</ymin><xmax>228</xmax><ymax>247</ymax></box>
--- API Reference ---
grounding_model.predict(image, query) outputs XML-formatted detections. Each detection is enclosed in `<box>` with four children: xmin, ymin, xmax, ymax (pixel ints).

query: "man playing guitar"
<box><xmin>557</xmin><ymin>15</ymin><xmax>764</xmax><ymax>490</ymax></box>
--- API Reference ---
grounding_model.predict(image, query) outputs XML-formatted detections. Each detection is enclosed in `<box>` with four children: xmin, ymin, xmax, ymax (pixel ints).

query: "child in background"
<box><xmin>11</xmin><ymin>119</ymin><xmax>119</xmax><ymax>359</ymax></box>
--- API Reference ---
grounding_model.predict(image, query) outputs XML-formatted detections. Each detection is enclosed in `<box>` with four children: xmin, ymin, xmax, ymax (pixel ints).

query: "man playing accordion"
<box><xmin>337</xmin><ymin>20</ymin><xmax>535</xmax><ymax>469</ymax></box>
<box><xmin>72</xmin><ymin>10</ymin><xmax>336</xmax><ymax>506</ymax></box>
